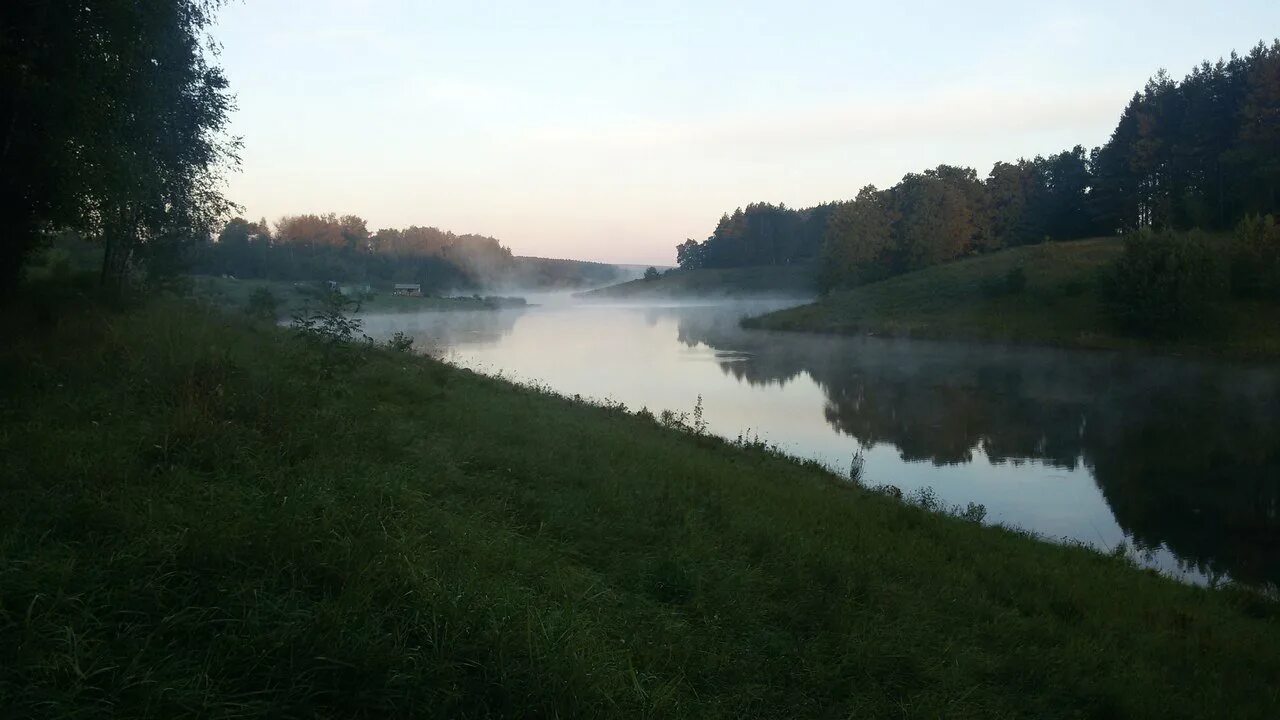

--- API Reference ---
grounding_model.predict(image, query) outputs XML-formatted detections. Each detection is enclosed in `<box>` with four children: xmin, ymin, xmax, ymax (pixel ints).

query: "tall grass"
<box><xmin>2</xmin><ymin>294</ymin><xmax>1279</xmax><ymax>717</ymax></box>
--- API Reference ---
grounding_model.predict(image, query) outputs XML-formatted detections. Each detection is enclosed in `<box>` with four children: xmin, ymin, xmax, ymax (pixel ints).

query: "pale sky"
<box><xmin>212</xmin><ymin>1</ymin><xmax>1280</xmax><ymax>265</ymax></box>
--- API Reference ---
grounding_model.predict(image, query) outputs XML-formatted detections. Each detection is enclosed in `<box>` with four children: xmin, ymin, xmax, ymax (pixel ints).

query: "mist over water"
<box><xmin>361</xmin><ymin>297</ymin><xmax>1280</xmax><ymax>587</ymax></box>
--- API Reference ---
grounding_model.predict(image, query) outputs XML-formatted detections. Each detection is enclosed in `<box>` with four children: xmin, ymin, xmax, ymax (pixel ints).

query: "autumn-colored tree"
<box><xmin>819</xmin><ymin>186</ymin><xmax>895</xmax><ymax>290</ymax></box>
<box><xmin>275</xmin><ymin>214</ymin><xmax>350</xmax><ymax>248</ymax></box>
<box><xmin>893</xmin><ymin>165</ymin><xmax>988</xmax><ymax>270</ymax></box>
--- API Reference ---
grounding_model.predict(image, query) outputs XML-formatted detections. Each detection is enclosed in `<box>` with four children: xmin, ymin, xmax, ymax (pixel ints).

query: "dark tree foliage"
<box><xmin>675</xmin><ymin>202</ymin><xmax>836</xmax><ymax>270</ymax></box>
<box><xmin>191</xmin><ymin>215</ymin><xmax>518</xmax><ymax>292</ymax></box>
<box><xmin>1093</xmin><ymin>42</ymin><xmax>1280</xmax><ymax>232</ymax></box>
<box><xmin>985</xmin><ymin>160</ymin><xmax>1046</xmax><ymax>247</ymax></box>
<box><xmin>683</xmin><ymin>39</ymin><xmax>1280</xmax><ymax>298</ymax></box>
<box><xmin>1230</xmin><ymin>214</ymin><xmax>1280</xmax><ymax>300</ymax></box>
<box><xmin>817</xmin><ymin>167</ymin><xmax>992</xmax><ymax>290</ymax></box>
<box><xmin>676</xmin><ymin>239</ymin><xmax>706</xmax><ymax>270</ymax></box>
<box><xmin>1101</xmin><ymin>229</ymin><xmax>1228</xmax><ymax>337</ymax></box>
<box><xmin>1</xmin><ymin>0</ymin><xmax>239</xmax><ymax>292</ymax></box>
<box><xmin>1039</xmin><ymin>146</ymin><xmax>1096</xmax><ymax>240</ymax></box>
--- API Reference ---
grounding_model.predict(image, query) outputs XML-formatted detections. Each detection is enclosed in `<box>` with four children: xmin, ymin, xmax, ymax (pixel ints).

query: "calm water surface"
<box><xmin>361</xmin><ymin>297</ymin><xmax>1280</xmax><ymax>587</ymax></box>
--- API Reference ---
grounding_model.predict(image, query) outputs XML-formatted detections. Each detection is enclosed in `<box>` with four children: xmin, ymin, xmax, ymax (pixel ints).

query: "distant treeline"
<box><xmin>676</xmin><ymin>40</ymin><xmax>1280</xmax><ymax>291</ymax></box>
<box><xmin>193</xmin><ymin>214</ymin><xmax>619</xmax><ymax>291</ymax></box>
<box><xmin>676</xmin><ymin>203</ymin><xmax>837</xmax><ymax>270</ymax></box>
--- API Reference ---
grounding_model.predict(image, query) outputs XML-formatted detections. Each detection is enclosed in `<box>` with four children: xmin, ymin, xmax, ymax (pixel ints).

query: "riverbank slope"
<box><xmin>2</xmin><ymin>294</ymin><xmax>1278</xmax><ymax>717</ymax></box>
<box><xmin>745</xmin><ymin>237</ymin><xmax>1280</xmax><ymax>358</ymax></box>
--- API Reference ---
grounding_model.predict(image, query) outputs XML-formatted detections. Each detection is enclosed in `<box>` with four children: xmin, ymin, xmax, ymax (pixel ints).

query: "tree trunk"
<box><xmin>99</xmin><ymin>214</ymin><xmax>136</xmax><ymax>296</ymax></box>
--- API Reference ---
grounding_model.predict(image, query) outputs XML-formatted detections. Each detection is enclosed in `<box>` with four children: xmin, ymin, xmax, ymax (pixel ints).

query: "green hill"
<box><xmin>578</xmin><ymin>264</ymin><xmax>817</xmax><ymax>300</ymax></box>
<box><xmin>3</xmin><ymin>293</ymin><xmax>1280</xmax><ymax>716</ymax></box>
<box><xmin>746</xmin><ymin>238</ymin><xmax>1280</xmax><ymax>358</ymax></box>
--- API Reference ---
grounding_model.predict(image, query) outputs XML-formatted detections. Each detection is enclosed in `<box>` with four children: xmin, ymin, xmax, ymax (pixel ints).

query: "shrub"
<box><xmin>245</xmin><ymin>287</ymin><xmax>279</xmax><ymax>321</ymax></box>
<box><xmin>848</xmin><ymin>449</ymin><xmax>866</xmax><ymax>485</ymax></box>
<box><xmin>1230</xmin><ymin>214</ymin><xmax>1280</xmax><ymax>300</ymax></box>
<box><xmin>385</xmin><ymin>331</ymin><xmax>415</xmax><ymax>352</ymax></box>
<box><xmin>1101</xmin><ymin>229</ymin><xmax>1227</xmax><ymax>338</ymax></box>
<box><xmin>289</xmin><ymin>290</ymin><xmax>370</xmax><ymax>379</ymax></box>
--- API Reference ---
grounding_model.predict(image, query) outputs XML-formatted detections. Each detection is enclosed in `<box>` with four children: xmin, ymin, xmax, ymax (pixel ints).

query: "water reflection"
<box><xmin>361</xmin><ymin>306</ymin><xmax>526</xmax><ymax>350</ymax></box>
<box><xmin>363</xmin><ymin>301</ymin><xmax>1280</xmax><ymax>587</ymax></box>
<box><xmin>675</xmin><ymin>309</ymin><xmax>1280</xmax><ymax>586</ymax></box>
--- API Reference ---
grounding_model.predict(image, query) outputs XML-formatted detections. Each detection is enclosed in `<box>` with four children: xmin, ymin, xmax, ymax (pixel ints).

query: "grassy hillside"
<box><xmin>747</xmin><ymin>238</ymin><xmax>1280</xmax><ymax>358</ymax></box>
<box><xmin>2</xmin><ymin>294</ymin><xmax>1279</xmax><ymax>717</ymax></box>
<box><xmin>579</xmin><ymin>264</ymin><xmax>817</xmax><ymax>300</ymax></box>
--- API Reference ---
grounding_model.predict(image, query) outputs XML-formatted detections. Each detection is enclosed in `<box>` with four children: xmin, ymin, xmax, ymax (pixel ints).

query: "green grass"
<box><xmin>2</xmin><ymin>293</ymin><xmax>1279</xmax><ymax>718</ymax></box>
<box><xmin>579</xmin><ymin>264</ymin><xmax>817</xmax><ymax>300</ymax></box>
<box><xmin>746</xmin><ymin>238</ymin><xmax>1280</xmax><ymax>358</ymax></box>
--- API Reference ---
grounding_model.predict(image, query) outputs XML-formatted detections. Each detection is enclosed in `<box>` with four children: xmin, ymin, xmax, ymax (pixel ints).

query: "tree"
<box><xmin>986</xmin><ymin>160</ymin><xmax>1045</xmax><ymax>247</ymax></box>
<box><xmin>1091</xmin><ymin>43</ymin><xmax>1280</xmax><ymax>234</ymax></box>
<box><xmin>338</xmin><ymin>215</ymin><xmax>370</xmax><ymax>252</ymax></box>
<box><xmin>1230</xmin><ymin>214</ymin><xmax>1280</xmax><ymax>299</ymax></box>
<box><xmin>1102</xmin><ymin>229</ymin><xmax>1228</xmax><ymax>337</ymax></box>
<box><xmin>675</xmin><ymin>239</ymin><xmax>705</xmax><ymax>269</ymax></box>
<box><xmin>1238</xmin><ymin>42</ymin><xmax>1280</xmax><ymax>215</ymax></box>
<box><xmin>1039</xmin><ymin>146</ymin><xmax>1096</xmax><ymax>240</ymax></box>
<box><xmin>277</xmin><ymin>214</ymin><xmax>349</xmax><ymax>247</ymax></box>
<box><xmin>1092</xmin><ymin>95</ymin><xmax>1145</xmax><ymax>233</ymax></box>
<box><xmin>1</xmin><ymin>0</ymin><xmax>240</xmax><ymax>292</ymax></box>
<box><xmin>820</xmin><ymin>186</ymin><xmax>895</xmax><ymax>290</ymax></box>
<box><xmin>675</xmin><ymin>202</ymin><xmax>835</xmax><ymax>270</ymax></box>
<box><xmin>644</xmin><ymin>266</ymin><xmax>660</xmax><ymax>281</ymax></box>
<box><xmin>219</xmin><ymin>217</ymin><xmax>254</xmax><ymax>248</ymax></box>
<box><xmin>893</xmin><ymin>165</ymin><xmax>988</xmax><ymax>270</ymax></box>
<box><xmin>210</xmin><ymin>216</ymin><xmax>272</xmax><ymax>277</ymax></box>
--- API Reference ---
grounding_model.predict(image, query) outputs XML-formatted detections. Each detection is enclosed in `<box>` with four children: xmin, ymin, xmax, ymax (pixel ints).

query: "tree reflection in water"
<box><xmin>677</xmin><ymin>309</ymin><xmax>1280</xmax><ymax>586</ymax></box>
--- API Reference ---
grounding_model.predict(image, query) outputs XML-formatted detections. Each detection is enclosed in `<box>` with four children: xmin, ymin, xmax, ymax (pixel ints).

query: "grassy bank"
<box><xmin>746</xmin><ymin>238</ymin><xmax>1280</xmax><ymax>358</ymax></box>
<box><xmin>2</xmin><ymin>295</ymin><xmax>1279</xmax><ymax>718</ymax></box>
<box><xmin>579</xmin><ymin>264</ymin><xmax>817</xmax><ymax>300</ymax></box>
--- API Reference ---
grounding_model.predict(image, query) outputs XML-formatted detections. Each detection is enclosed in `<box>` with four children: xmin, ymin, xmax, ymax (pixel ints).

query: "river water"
<box><xmin>361</xmin><ymin>297</ymin><xmax>1280</xmax><ymax>587</ymax></box>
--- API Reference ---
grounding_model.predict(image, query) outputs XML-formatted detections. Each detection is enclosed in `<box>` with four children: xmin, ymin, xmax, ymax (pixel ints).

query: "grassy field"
<box><xmin>2</xmin><ymin>293</ymin><xmax>1280</xmax><ymax>718</ymax></box>
<box><xmin>578</xmin><ymin>264</ymin><xmax>817</xmax><ymax>300</ymax></box>
<box><xmin>746</xmin><ymin>238</ymin><xmax>1280</xmax><ymax>358</ymax></box>
<box><xmin>191</xmin><ymin>275</ymin><xmax>526</xmax><ymax>315</ymax></box>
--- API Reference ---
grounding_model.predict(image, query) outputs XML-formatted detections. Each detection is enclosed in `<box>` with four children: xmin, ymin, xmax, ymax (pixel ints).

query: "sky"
<box><xmin>211</xmin><ymin>0</ymin><xmax>1280</xmax><ymax>265</ymax></box>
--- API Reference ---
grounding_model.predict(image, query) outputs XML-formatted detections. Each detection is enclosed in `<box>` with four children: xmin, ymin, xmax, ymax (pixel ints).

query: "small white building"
<box><xmin>393</xmin><ymin>283</ymin><xmax>422</xmax><ymax>297</ymax></box>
